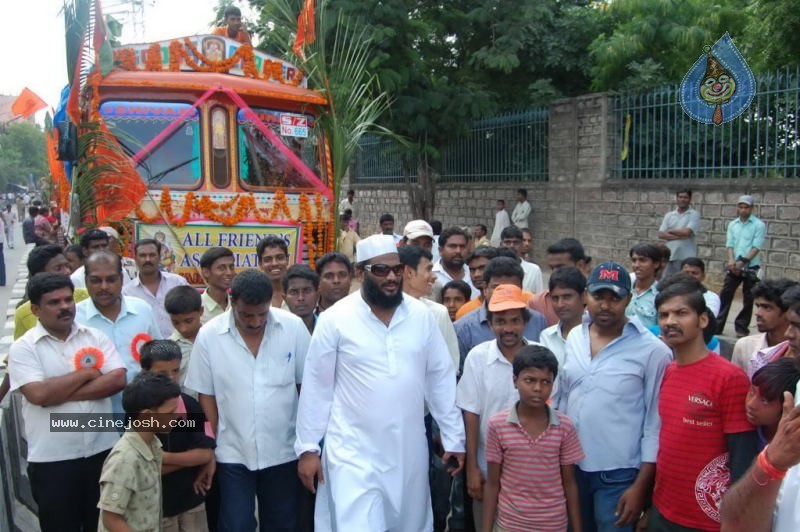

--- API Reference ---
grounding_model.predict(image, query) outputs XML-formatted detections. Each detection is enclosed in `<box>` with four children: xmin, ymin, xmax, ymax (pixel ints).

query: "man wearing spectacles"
<box><xmin>295</xmin><ymin>234</ymin><xmax>466</xmax><ymax>532</ymax></box>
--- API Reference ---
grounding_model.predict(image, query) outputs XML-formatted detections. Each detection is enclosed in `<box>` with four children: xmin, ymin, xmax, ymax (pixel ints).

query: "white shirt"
<box><xmin>122</xmin><ymin>271</ymin><xmax>189</xmax><ymax>337</ymax></box>
<box><xmin>774</xmin><ymin>381</ymin><xmax>800</xmax><ymax>530</ymax></box>
<box><xmin>338</xmin><ymin>198</ymin><xmax>358</xmax><ymax>219</ymax></box>
<box><xmin>185</xmin><ymin>308</ymin><xmax>310</xmax><ymax>471</ymax></box>
<box><xmin>491</xmin><ymin>209</ymin><xmax>511</xmax><ymax>247</ymax></box>
<box><xmin>418</xmin><ymin>296</ymin><xmax>460</xmax><ymax>371</ymax></box>
<box><xmin>432</xmin><ymin>260</ymin><xmax>479</xmax><ymax>299</ymax></box>
<box><xmin>511</xmin><ymin>200</ymin><xmax>531</xmax><ymax>228</ymax></box>
<box><xmin>521</xmin><ymin>260</ymin><xmax>544</xmax><ymax>293</ymax></box>
<box><xmin>539</xmin><ymin>322</ymin><xmax>569</xmax><ymax>397</ymax></box>
<box><xmin>457</xmin><ymin>338</ymin><xmax>535</xmax><ymax>474</ymax></box>
<box><xmin>704</xmin><ymin>290</ymin><xmax>721</xmax><ymax>317</ymax></box>
<box><xmin>8</xmin><ymin>322</ymin><xmax>125</xmax><ymax>462</ymax></box>
<box><xmin>295</xmin><ymin>291</ymin><xmax>465</xmax><ymax>532</ymax></box>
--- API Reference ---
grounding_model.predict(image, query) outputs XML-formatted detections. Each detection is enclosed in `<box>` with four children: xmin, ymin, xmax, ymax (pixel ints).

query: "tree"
<box><xmin>0</xmin><ymin>122</ymin><xmax>47</xmax><ymax>190</ymax></box>
<box><xmin>589</xmin><ymin>0</ymin><xmax>750</xmax><ymax>91</ymax></box>
<box><xmin>743</xmin><ymin>0</ymin><xmax>800</xmax><ymax>72</ymax></box>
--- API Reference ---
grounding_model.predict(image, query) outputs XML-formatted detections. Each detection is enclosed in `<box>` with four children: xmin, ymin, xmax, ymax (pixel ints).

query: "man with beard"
<box><xmin>649</xmin><ymin>274</ymin><xmax>756</xmax><ymax>530</ymax></box>
<box><xmin>199</xmin><ymin>247</ymin><xmax>236</xmax><ymax>324</ymax></box>
<box><xmin>76</xmin><ymin>251</ymin><xmax>161</xmax><ymax>415</ymax></box>
<box><xmin>123</xmin><ymin>239</ymin><xmax>189</xmax><ymax>337</ymax></box>
<box><xmin>555</xmin><ymin>261</ymin><xmax>671</xmax><ymax>532</ymax></box>
<box><xmin>434</xmin><ymin>227</ymin><xmax>479</xmax><ymax>300</ymax></box>
<box><xmin>314</xmin><ymin>252</ymin><xmax>353</xmax><ymax>313</ymax></box>
<box><xmin>295</xmin><ymin>235</ymin><xmax>466</xmax><ymax>532</ymax></box>
<box><xmin>9</xmin><ymin>273</ymin><xmax>126</xmax><ymax>531</ymax></box>
<box><xmin>731</xmin><ymin>278</ymin><xmax>798</xmax><ymax>377</ymax></box>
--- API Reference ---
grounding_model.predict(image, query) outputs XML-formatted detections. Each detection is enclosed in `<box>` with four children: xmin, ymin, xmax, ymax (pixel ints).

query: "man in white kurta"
<box><xmin>295</xmin><ymin>235</ymin><xmax>466</xmax><ymax>532</ymax></box>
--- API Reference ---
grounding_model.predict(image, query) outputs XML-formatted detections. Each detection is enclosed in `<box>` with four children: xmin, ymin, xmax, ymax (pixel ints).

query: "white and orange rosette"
<box><xmin>130</xmin><ymin>333</ymin><xmax>152</xmax><ymax>363</ymax></box>
<box><xmin>73</xmin><ymin>347</ymin><xmax>105</xmax><ymax>371</ymax></box>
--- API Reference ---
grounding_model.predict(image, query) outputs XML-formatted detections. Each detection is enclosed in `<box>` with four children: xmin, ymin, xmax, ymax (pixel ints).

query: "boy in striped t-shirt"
<box><xmin>482</xmin><ymin>345</ymin><xmax>584</xmax><ymax>532</ymax></box>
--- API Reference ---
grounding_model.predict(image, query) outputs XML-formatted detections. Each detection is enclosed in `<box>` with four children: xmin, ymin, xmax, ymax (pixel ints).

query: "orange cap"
<box><xmin>488</xmin><ymin>284</ymin><xmax>527</xmax><ymax>312</ymax></box>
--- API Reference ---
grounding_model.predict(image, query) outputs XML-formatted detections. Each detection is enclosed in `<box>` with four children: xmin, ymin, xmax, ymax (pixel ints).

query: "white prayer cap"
<box><xmin>98</xmin><ymin>226</ymin><xmax>120</xmax><ymax>240</ymax></box>
<box><xmin>356</xmin><ymin>234</ymin><xmax>397</xmax><ymax>262</ymax></box>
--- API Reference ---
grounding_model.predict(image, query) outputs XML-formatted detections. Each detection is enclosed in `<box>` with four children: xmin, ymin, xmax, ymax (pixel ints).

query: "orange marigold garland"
<box><xmin>168</xmin><ymin>40</ymin><xmax>184</xmax><ymax>71</ymax></box>
<box><xmin>131</xmin><ymin>333</ymin><xmax>152</xmax><ymax>363</ymax></box>
<box><xmin>145</xmin><ymin>43</ymin><xmax>163</xmax><ymax>71</ymax></box>
<box><xmin>113</xmin><ymin>48</ymin><xmax>137</xmax><ymax>70</ymax></box>
<box><xmin>73</xmin><ymin>347</ymin><xmax>105</xmax><ymax>370</ymax></box>
<box><xmin>269</xmin><ymin>190</ymin><xmax>292</xmax><ymax>220</ymax></box>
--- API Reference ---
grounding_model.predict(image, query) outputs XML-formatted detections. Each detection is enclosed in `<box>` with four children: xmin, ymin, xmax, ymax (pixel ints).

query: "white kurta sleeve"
<box><xmin>424</xmin><ymin>319</ymin><xmax>466</xmax><ymax>453</ymax></box>
<box><xmin>295</xmin><ymin>312</ymin><xmax>339</xmax><ymax>456</ymax></box>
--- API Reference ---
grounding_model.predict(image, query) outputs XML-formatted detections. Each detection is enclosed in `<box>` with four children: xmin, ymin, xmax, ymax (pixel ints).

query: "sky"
<box><xmin>0</xmin><ymin>0</ymin><xmax>256</xmax><ymax>123</ymax></box>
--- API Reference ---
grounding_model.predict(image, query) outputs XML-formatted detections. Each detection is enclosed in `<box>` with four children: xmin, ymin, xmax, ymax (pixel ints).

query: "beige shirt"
<box><xmin>731</xmin><ymin>333</ymin><xmax>769</xmax><ymax>372</ymax></box>
<box><xmin>98</xmin><ymin>431</ymin><xmax>163</xmax><ymax>531</ymax></box>
<box><xmin>200</xmin><ymin>290</ymin><xmax>230</xmax><ymax>324</ymax></box>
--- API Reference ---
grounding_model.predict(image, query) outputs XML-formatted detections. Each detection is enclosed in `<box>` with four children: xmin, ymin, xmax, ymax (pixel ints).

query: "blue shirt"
<box><xmin>554</xmin><ymin>315</ymin><xmax>672</xmax><ymax>472</ymax></box>
<box><xmin>626</xmin><ymin>283</ymin><xmax>658</xmax><ymax>328</ymax></box>
<box><xmin>726</xmin><ymin>215</ymin><xmax>766</xmax><ymax>267</ymax></box>
<box><xmin>454</xmin><ymin>304</ymin><xmax>547</xmax><ymax>374</ymax></box>
<box><xmin>76</xmin><ymin>295</ymin><xmax>162</xmax><ymax>413</ymax></box>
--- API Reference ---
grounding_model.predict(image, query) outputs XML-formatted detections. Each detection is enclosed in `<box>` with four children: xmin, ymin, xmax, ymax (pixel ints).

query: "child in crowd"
<box><xmin>140</xmin><ymin>340</ymin><xmax>216</xmax><ymax>532</ymax></box>
<box><xmin>483</xmin><ymin>346</ymin><xmax>584</xmax><ymax>532</ymax></box>
<box><xmin>626</xmin><ymin>242</ymin><xmax>662</xmax><ymax>327</ymax></box>
<box><xmin>442</xmin><ymin>280</ymin><xmax>472</xmax><ymax>322</ymax></box>
<box><xmin>746</xmin><ymin>357</ymin><xmax>800</xmax><ymax>450</ymax></box>
<box><xmin>98</xmin><ymin>372</ymin><xmax>181</xmax><ymax>531</ymax></box>
<box><xmin>164</xmin><ymin>285</ymin><xmax>204</xmax><ymax>387</ymax></box>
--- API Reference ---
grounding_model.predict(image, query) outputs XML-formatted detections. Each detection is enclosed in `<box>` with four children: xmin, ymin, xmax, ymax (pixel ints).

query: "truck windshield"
<box><xmin>100</xmin><ymin>101</ymin><xmax>202</xmax><ymax>189</ymax></box>
<box><xmin>237</xmin><ymin>108</ymin><xmax>324</xmax><ymax>190</ymax></box>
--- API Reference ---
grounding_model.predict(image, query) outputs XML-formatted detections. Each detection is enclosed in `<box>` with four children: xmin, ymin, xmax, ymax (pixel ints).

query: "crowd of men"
<box><xmin>5</xmin><ymin>186</ymin><xmax>800</xmax><ymax>532</ymax></box>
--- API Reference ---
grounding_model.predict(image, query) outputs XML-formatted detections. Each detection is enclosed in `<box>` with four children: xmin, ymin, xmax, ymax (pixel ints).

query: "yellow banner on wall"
<box><xmin>136</xmin><ymin>222</ymin><xmax>302</xmax><ymax>286</ymax></box>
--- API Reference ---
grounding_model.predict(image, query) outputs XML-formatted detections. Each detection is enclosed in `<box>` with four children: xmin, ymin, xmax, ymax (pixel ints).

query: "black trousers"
<box><xmin>716</xmin><ymin>269</ymin><xmax>759</xmax><ymax>335</ymax></box>
<box><xmin>27</xmin><ymin>450</ymin><xmax>110</xmax><ymax>532</ymax></box>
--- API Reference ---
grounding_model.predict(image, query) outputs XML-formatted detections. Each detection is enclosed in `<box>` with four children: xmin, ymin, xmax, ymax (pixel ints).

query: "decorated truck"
<box><xmin>50</xmin><ymin>16</ymin><xmax>336</xmax><ymax>284</ymax></box>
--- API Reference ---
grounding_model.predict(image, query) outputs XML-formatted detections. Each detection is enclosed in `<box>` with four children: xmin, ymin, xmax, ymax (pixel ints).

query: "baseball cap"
<box><xmin>737</xmin><ymin>195</ymin><xmax>754</xmax><ymax>206</ymax></box>
<box><xmin>403</xmin><ymin>220</ymin><xmax>434</xmax><ymax>240</ymax></box>
<box><xmin>587</xmin><ymin>261</ymin><xmax>631</xmax><ymax>298</ymax></box>
<box><xmin>488</xmin><ymin>284</ymin><xmax>527</xmax><ymax>312</ymax></box>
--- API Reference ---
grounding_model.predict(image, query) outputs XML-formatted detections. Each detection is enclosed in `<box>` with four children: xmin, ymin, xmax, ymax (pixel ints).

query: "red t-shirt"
<box><xmin>653</xmin><ymin>354</ymin><xmax>753</xmax><ymax>530</ymax></box>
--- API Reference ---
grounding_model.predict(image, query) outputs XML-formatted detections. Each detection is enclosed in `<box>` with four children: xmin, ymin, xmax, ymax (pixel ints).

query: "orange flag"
<box><xmin>11</xmin><ymin>87</ymin><xmax>47</xmax><ymax>118</ymax></box>
<box><xmin>292</xmin><ymin>0</ymin><xmax>316</xmax><ymax>58</ymax></box>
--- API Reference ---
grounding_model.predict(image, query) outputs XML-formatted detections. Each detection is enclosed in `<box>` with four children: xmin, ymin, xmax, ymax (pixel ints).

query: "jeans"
<box><xmin>0</xmin><ymin>242</ymin><xmax>5</xmax><ymax>285</ymax></box>
<box><xmin>216</xmin><ymin>461</ymin><xmax>300</xmax><ymax>532</ymax></box>
<box><xmin>717</xmin><ymin>269</ymin><xmax>759</xmax><ymax>335</ymax></box>
<box><xmin>27</xmin><ymin>450</ymin><xmax>109</xmax><ymax>532</ymax></box>
<box><xmin>576</xmin><ymin>467</ymin><xmax>639</xmax><ymax>532</ymax></box>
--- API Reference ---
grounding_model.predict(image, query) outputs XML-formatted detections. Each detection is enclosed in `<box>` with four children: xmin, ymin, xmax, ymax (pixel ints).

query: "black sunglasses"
<box><xmin>364</xmin><ymin>263</ymin><xmax>405</xmax><ymax>277</ymax></box>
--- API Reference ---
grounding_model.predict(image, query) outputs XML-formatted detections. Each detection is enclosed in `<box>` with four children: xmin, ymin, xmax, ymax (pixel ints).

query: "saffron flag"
<box><xmin>11</xmin><ymin>88</ymin><xmax>47</xmax><ymax>118</ymax></box>
<box><xmin>292</xmin><ymin>0</ymin><xmax>316</xmax><ymax>58</ymax></box>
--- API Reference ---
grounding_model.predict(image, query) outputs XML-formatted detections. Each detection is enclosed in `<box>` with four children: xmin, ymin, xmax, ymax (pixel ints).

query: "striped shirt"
<box><xmin>486</xmin><ymin>403</ymin><xmax>584</xmax><ymax>532</ymax></box>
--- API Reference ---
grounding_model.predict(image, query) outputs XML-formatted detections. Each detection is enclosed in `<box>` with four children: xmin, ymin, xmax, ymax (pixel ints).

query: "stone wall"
<box><xmin>348</xmin><ymin>94</ymin><xmax>800</xmax><ymax>289</ymax></box>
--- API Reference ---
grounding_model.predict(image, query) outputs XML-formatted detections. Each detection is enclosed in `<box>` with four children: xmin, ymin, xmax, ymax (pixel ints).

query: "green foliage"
<box><xmin>0</xmin><ymin>123</ymin><xmax>47</xmax><ymax>190</ymax></box>
<box><xmin>589</xmin><ymin>0</ymin><xmax>750</xmax><ymax>91</ymax></box>
<box><xmin>743</xmin><ymin>0</ymin><xmax>800</xmax><ymax>72</ymax></box>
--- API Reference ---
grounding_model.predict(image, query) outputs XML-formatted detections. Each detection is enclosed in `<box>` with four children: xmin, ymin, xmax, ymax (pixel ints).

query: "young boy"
<box><xmin>442</xmin><ymin>280</ymin><xmax>472</xmax><ymax>322</ymax></box>
<box><xmin>140</xmin><ymin>340</ymin><xmax>216</xmax><ymax>532</ymax></box>
<box><xmin>457</xmin><ymin>284</ymin><xmax>534</xmax><ymax>528</ymax></box>
<box><xmin>482</xmin><ymin>345</ymin><xmax>584</xmax><ymax>532</ymax></box>
<box><xmin>98</xmin><ymin>371</ymin><xmax>181</xmax><ymax>531</ymax></box>
<box><xmin>165</xmin><ymin>285</ymin><xmax>204</xmax><ymax>387</ymax></box>
<box><xmin>626</xmin><ymin>242</ymin><xmax>661</xmax><ymax>327</ymax></box>
<box><xmin>746</xmin><ymin>357</ymin><xmax>800</xmax><ymax>450</ymax></box>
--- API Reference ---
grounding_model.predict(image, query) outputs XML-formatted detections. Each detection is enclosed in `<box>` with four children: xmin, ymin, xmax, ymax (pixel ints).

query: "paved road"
<box><xmin>1</xmin><ymin>223</ymin><xmax>28</xmax><ymax>341</ymax></box>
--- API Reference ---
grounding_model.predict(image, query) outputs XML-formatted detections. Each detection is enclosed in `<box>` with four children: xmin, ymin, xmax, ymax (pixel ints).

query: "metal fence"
<box><xmin>614</xmin><ymin>66</ymin><xmax>800</xmax><ymax>179</ymax></box>
<box><xmin>353</xmin><ymin>108</ymin><xmax>549</xmax><ymax>184</ymax></box>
